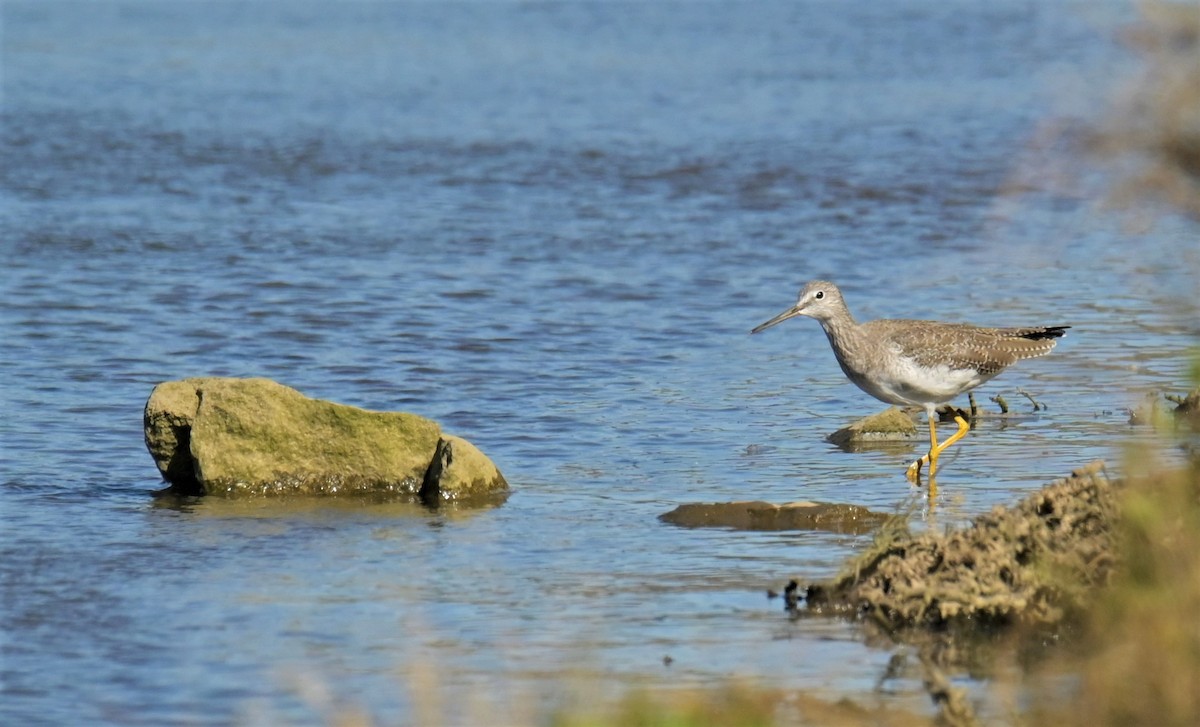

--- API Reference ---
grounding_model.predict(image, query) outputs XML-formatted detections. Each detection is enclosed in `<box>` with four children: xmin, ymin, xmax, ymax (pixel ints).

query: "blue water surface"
<box><xmin>2</xmin><ymin>1</ymin><xmax>1197</xmax><ymax>725</ymax></box>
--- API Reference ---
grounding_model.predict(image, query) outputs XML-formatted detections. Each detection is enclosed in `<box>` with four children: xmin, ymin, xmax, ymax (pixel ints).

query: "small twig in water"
<box><xmin>782</xmin><ymin>579</ymin><xmax>800</xmax><ymax>611</ymax></box>
<box><xmin>990</xmin><ymin>394</ymin><xmax>1009</xmax><ymax>414</ymax></box>
<box><xmin>1016</xmin><ymin>388</ymin><xmax>1046</xmax><ymax>411</ymax></box>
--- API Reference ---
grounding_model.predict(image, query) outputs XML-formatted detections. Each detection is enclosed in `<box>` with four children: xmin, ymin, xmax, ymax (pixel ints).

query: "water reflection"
<box><xmin>149</xmin><ymin>490</ymin><xmax>508</xmax><ymax>520</ymax></box>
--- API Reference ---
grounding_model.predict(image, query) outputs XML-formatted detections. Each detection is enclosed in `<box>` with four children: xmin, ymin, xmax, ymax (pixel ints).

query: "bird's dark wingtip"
<box><xmin>1021</xmin><ymin>325</ymin><xmax>1071</xmax><ymax>341</ymax></box>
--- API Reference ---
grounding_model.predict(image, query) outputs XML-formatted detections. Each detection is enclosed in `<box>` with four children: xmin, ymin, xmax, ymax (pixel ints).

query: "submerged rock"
<box><xmin>143</xmin><ymin>377</ymin><xmax>507</xmax><ymax>501</ymax></box>
<box><xmin>659</xmin><ymin>500</ymin><xmax>888</xmax><ymax>534</ymax></box>
<box><xmin>826</xmin><ymin>406</ymin><xmax>918</xmax><ymax>447</ymax></box>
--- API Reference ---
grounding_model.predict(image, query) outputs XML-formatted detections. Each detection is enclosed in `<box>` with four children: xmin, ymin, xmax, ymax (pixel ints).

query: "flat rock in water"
<box><xmin>659</xmin><ymin>500</ymin><xmax>889</xmax><ymax>534</ymax></box>
<box><xmin>827</xmin><ymin>406</ymin><xmax>918</xmax><ymax>446</ymax></box>
<box><xmin>143</xmin><ymin>377</ymin><xmax>507</xmax><ymax>501</ymax></box>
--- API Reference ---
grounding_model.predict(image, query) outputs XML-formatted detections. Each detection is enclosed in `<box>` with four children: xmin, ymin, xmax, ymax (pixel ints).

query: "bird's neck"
<box><xmin>817</xmin><ymin>308</ymin><xmax>862</xmax><ymax>363</ymax></box>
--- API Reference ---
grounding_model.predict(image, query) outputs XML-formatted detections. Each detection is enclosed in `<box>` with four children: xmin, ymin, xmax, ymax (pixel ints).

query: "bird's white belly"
<box><xmin>848</xmin><ymin>357</ymin><xmax>987</xmax><ymax>407</ymax></box>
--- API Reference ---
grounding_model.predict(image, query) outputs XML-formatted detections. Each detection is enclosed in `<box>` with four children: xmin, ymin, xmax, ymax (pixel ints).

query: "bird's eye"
<box><xmin>814</xmin><ymin>291</ymin><xmax>825</xmax><ymax>300</ymax></box>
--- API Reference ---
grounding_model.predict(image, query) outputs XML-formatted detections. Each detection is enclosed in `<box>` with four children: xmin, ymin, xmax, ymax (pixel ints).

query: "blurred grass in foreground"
<box><xmin>549</xmin><ymin>685</ymin><xmax>924</xmax><ymax>727</ymax></box>
<box><xmin>1031</xmin><ymin>452</ymin><xmax>1200</xmax><ymax>726</ymax></box>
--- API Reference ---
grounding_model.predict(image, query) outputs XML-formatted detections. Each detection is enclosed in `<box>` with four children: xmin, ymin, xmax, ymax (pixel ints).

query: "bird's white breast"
<box><xmin>851</xmin><ymin>353</ymin><xmax>988</xmax><ymax>407</ymax></box>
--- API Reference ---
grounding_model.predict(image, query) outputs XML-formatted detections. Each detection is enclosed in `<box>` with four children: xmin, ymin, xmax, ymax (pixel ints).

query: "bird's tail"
<box><xmin>1009</xmin><ymin>325</ymin><xmax>1070</xmax><ymax>341</ymax></box>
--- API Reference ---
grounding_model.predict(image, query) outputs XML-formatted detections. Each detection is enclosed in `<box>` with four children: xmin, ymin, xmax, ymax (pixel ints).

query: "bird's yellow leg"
<box><xmin>934</xmin><ymin>415</ymin><xmax>971</xmax><ymax>459</ymax></box>
<box><xmin>905</xmin><ymin>415</ymin><xmax>939</xmax><ymax>482</ymax></box>
<box><xmin>906</xmin><ymin>414</ymin><xmax>970</xmax><ymax>482</ymax></box>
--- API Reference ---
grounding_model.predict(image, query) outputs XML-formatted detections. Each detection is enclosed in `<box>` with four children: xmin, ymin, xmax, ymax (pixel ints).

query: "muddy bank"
<box><xmin>779</xmin><ymin>461</ymin><xmax>1122</xmax><ymax>725</ymax></box>
<box><xmin>797</xmin><ymin>461</ymin><xmax>1118</xmax><ymax>636</ymax></box>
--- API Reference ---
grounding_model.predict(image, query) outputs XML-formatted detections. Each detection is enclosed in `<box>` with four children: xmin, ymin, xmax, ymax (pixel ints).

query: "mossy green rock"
<box><xmin>143</xmin><ymin>377</ymin><xmax>507</xmax><ymax>500</ymax></box>
<box><xmin>826</xmin><ymin>406</ymin><xmax>918</xmax><ymax>446</ymax></box>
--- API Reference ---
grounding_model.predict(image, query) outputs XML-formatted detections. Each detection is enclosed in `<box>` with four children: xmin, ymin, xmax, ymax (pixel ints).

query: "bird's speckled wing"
<box><xmin>864</xmin><ymin>319</ymin><xmax>1068</xmax><ymax>376</ymax></box>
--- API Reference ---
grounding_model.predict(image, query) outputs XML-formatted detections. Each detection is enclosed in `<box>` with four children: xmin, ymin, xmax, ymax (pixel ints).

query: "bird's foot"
<box><xmin>906</xmin><ymin>460</ymin><xmax>921</xmax><ymax>481</ymax></box>
<box><xmin>906</xmin><ymin>457</ymin><xmax>927</xmax><ymax>482</ymax></box>
<box><xmin>906</xmin><ymin>462</ymin><xmax>939</xmax><ymax>497</ymax></box>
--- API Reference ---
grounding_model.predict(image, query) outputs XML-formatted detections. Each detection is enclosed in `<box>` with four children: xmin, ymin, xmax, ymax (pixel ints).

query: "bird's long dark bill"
<box><xmin>751</xmin><ymin>306</ymin><xmax>802</xmax><ymax>334</ymax></box>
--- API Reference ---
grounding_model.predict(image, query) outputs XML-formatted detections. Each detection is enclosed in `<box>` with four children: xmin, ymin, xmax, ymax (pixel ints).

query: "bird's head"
<box><xmin>751</xmin><ymin>280</ymin><xmax>844</xmax><ymax>333</ymax></box>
